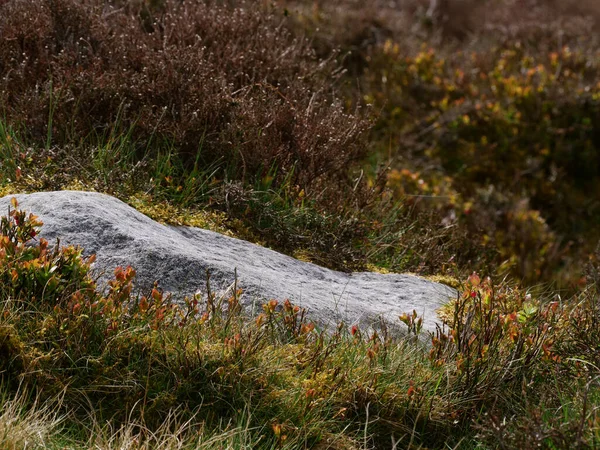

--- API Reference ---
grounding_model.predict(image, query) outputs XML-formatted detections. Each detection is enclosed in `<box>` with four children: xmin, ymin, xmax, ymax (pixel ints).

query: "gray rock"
<box><xmin>0</xmin><ymin>191</ymin><xmax>456</xmax><ymax>333</ymax></box>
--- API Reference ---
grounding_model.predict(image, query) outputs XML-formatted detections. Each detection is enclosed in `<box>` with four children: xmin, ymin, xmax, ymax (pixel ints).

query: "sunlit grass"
<box><xmin>0</xmin><ymin>204</ymin><xmax>598</xmax><ymax>448</ymax></box>
<box><xmin>0</xmin><ymin>389</ymin><xmax>64</xmax><ymax>450</ymax></box>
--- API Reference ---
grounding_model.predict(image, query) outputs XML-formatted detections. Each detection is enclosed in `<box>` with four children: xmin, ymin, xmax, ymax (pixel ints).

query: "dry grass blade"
<box><xmin>0</xmin><ymin>388</ymin><xmax>65</xmax><ymax>450</ymax></box>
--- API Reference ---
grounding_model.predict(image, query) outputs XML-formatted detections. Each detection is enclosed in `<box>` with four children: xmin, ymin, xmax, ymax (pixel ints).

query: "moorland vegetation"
<box><xmin>0</xmin><ymin>0</ymin><xmax>599</xmax><ymax>448</ymax></box>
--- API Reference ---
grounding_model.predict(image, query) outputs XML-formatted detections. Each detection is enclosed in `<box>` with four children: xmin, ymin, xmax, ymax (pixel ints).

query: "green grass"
<box><xmin>0</xmin><ymin>117</ymin><xmax>453</xmax><ymax>276</ymax></box>
<box><xmin>0</xmin><ymin>201</ymin><xmax>599</xmax><ymax>448</ymax></box>
<box><xmin>1</xmin><ymin>1</ymin><xmax>600</xmax><ymax>447</ymax></box>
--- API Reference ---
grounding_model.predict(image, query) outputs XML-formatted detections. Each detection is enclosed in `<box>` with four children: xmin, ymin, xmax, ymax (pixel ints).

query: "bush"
<box><xmin>364</xmin><ymin>38</ymin><xmax>600</xmax><ymax>287</ymax></box>
<box><xmin>0</xmin><ymin>0</ymin><xmax>369</xmax><ymax>193</ymax></box>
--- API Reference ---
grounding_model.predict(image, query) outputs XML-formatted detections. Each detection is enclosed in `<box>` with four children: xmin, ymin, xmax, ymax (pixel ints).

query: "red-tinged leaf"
<box><xmin>152</xmin><ymin>288</ymin><xmax>162</xmax><ymax>302</ymax></box>
<box><xmin>272</xmin><ymin>423</ymin><xmax>281</xmax><ymax>437</ymax></box>
<box><xmin>468</xmin><ymin>272</ymin><xmax>481</xmax><ymax>287</ymax></box>
<box><xmin>139</xmin><ymin>296</ymin><xmax>149</xmax><ymax>313</ymax></box>
<box><xmin>255</xmin><ymin>313</ymin><xmax>266</xmax><ymax>327</ymax></box>
<box><xmin>268</xmin><ymin>299</ymin><xmax>278</xmax><ymax>312</ymax></box>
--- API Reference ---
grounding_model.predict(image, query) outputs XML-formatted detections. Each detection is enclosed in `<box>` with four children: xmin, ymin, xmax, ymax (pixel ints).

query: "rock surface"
<box><xmin>0</xmin><ymin>191</ymin><xmax>456</xmax><ymax>333</ymax></box>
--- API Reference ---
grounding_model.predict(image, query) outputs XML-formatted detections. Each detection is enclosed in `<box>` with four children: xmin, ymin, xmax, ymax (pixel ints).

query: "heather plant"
<box><xmin>0</xmin><ymin>0</ymin><xmax>388</xmax><ymax>274</ymax></box>
<box><xmin>0</xmin><ymin>0</ymin><xmax>369</xmax><ymax>195</ymax></box>
<box><xmin>2</xmin><ymin>0</ymin><xmax>600</xmax><ymax>447</ymax></box>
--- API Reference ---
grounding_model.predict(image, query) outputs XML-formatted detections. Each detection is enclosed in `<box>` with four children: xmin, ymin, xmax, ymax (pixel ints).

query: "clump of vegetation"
<box><xmin>2</xmin><ymin>1</ymin><xmax>600</xmax><ymax>444</ymax></box>
<box><xmin>0</xmin><ymin>0</ymin><xmax>390</xmax><ymax>274</ymax></box>
<box><xmin>1</xmin><ymin>201</ymin><xmax>599</xmax><ymax>447</ymax></box>
<box><xmin>0</xmin><ymin>0</ymin><xmax>369</xmax><ymax>192</ymax></box>
<box><xmin>365</xmin><ymin>40</ymin><xmax>600</xmax><ymax>287</ymax></box>
<box><xmin>278</xmin><ymin>0</ymin><xmax>600</xmax><ymax>288</ymax></box>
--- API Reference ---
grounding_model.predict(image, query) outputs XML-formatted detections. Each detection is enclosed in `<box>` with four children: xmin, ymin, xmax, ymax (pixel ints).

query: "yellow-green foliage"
<box><xmin>1</xmin><ymin>202</ymin><xmax>599</xmax><ymax>448</ymax></box>
<box><xmin>366</xmin><ymin>40</ymin><xmax>600</xmax><ymax>288</ymax></box>
<box><xmin>128</xmin><ymin>194</ymin><xmax>231</xmax><ymax>234</ymax></box>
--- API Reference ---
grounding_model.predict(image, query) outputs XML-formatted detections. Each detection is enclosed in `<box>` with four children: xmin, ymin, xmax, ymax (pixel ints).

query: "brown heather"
<box><xmin>0</xmin><ymin>0</ymin><xmax>369</xmax><ymax>193</ymax></box>
<box><xmin>1</xmin><ymin>3</ymin><xmax>600</xmax><ymax>446</ymax></box>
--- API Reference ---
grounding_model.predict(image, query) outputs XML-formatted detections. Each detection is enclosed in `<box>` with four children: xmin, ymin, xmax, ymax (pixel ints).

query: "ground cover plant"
<box><xmin>1</xmin><ymin>0</ymin><xmax>600</xmax><ymax>447</ymax></box>
<box><xmin>1</xmin><ymin>200</ymin><xmax>599</xmax><ymax>448</ymax></box>
<box><xmin>280</xmin><ymin>0</ymin><xmax>600</xmax><ymax>288</ymax></box>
